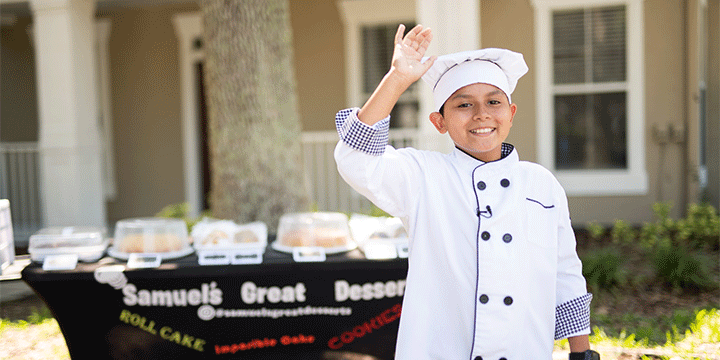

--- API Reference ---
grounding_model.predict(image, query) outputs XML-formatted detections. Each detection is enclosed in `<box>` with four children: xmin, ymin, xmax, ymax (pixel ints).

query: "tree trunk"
<box><xmin>201</xmin><ymin>0</ymin><xmax>307</xmax><ymax>233</ymax></box>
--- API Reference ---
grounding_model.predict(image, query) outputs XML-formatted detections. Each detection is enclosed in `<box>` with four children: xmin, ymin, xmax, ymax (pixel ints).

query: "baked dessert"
<box><xmin>234</xmin><ymin>229</ymin><xmax>260</xmax><ymax>244</ymax></box>
<box><xmin>113</xmin><ymin>218</ymin><xmax>189</xmax><ymax>255</ymax></box>
<box><xmin>191</xmin><ymin>219</ymin><xmax>267</xmax><ymax>250</ymax></box>
<box><xmin>117</xmin><ymin>233</ymin><xmax>183</xmax><ymax>253</ymax></box>
<box><xmin>279</xmin><ymin>228</ymin><xmax>350</xmax><ymax>248</ymax></box>
<box><xmin>201</xmin><ymin>230</ymin><xmax>231</xmax><ymax>245</ymax></box>
<box><xmin>274</xmin><ymin>212</ymin><xmax>356</xmax><ymax>253</ymax></box>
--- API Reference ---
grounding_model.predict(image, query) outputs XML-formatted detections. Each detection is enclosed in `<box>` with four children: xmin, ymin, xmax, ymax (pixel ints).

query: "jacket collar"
<box><xmin>451</xmin><ymin>143</ymin><xmax>518</xmax><ymax>172</ymax></box>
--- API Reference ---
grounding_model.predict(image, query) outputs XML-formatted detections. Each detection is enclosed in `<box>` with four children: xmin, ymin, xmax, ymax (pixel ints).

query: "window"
<box><xmin>340</xmin><ymin>0</ymin><xmax>418</xmax><ymax>131</ymax></box>
<box><xmin>554</xmin><ymin>6</ymin><xmax>627</xmax><ymax>170</ymax></box>
<box><xmin>361</xmin><ymin>22</ymin><xmax>418</xmax><ymax>128</ymax></box>
<box><xmin>532</xmin><ymin>0</ymin><xmax>647</xmax><ymax>195</ymax></box>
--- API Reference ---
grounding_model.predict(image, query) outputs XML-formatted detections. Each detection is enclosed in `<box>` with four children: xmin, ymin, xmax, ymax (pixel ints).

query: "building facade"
<box><xmin>1</xmin><ymin>0</ymin><xmax>718</xmax><ymax>243</ymax></box>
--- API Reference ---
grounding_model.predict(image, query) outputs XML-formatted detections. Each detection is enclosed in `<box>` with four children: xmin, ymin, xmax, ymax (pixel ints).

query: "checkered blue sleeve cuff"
<box><xmin>335</xmin><ymin>108</ymin><xmax>390</xmax><ymax>156</ymax></box>
<box><xmin>554</xmin><ymin>293</ymin><xmax>593</xmax><ymax>340</ymax></box>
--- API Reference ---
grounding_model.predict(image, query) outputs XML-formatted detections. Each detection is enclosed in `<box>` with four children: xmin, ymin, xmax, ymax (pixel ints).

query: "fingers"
<box><xmin>408</xmin><ymin>24</ymin><xmax>424</xmax><ymax>37</ymax></box>
<box><xmin>400</xmin><ymin>24</ymin><xmax>432</xmax><ymax>53</ymax></box>
<box><xmin>418</xmin><ymin>28</ymin><xmax>433</xmax><ymax>53</ymax></box>
<box><xmin>421</xmin><ymin>55</ymin><xmax>437</xmax><ymax>72</ymax></box>
<box><xmin>403</xmin><ymin>24</ymin><xmax>423</xmax><ymax>47</ymax></box>
<box><xmin>394</xmin><ymin>24</ymin><xmax>406</xmax><ymax>45</ymax></box>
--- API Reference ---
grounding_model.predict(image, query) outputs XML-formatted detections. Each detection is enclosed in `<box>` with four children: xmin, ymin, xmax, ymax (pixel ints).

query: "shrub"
<box><xmin>637</xmin><ymin>202</ymin><xmax>719</xmax><ymax>250</ymax></box>
<box><xmin>368</xmin><ymin>205</ymin><xmax>391</xmax><ymax>218</ymax></box>
<box><xmin>586</xmin><ymin>221</ymin><xmax>605</xmax><ymax>240</ymax></box>
<box><xmin>675</xmin><ymin>203</ymin><xmax>720</xmax><ymax>250</ymax></box>
<box><xmin>652</xmin><ymin>202</ymin><xmax>674</xmax><ymax>225</ymax></box>
<box><xmin>638</xmin><ymin>222</ymin><xmax>657</xmax><ymax>249</ymax></box>
<box><xmin>581</xmin><ymin>247</ymin><xmax>626</xmax><ymax>290</ymax></box>
<box><xmin>155</xmin><ymin>202</ymin><xmax>201</xmax><ymax>232</ymax></box>
<box><xmin>639</xmin><ymin>202</ymin><xmax>676</xmax><ymax>248</ymax></box>
<box><xmin>27</xmin><ymin>306</ymin><xmax>53</xmax><ymax>324</ymax></box>
<box><xmin>652</xmin><ymin>244</ymin><xmax>716</xmax><ymax>292</ymax></box>
<box><xmin>611</xmin><ymin>219</ymin><xmax>636</xmax><ymax>245</ymax></box>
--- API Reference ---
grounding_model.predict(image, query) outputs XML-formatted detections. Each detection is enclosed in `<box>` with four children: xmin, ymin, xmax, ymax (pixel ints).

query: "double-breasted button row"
<box><xmin>479</xmin><ymin>232</ymin><xmax>513</xmax><ymax>243</ymax></box>
<box><xmin>478</xmin><ymin>295</ymin><xmax>514</xmax><ymax>305</ymax></box>
<box><xmin>476</xmin><ymin>178</ymin><xmax>511</xmax><ymax>190</ymax></box>
<box><xmin>474</xmin><ymin>357</ymin><xmax>508</xmax><ymax>360</ymax></box>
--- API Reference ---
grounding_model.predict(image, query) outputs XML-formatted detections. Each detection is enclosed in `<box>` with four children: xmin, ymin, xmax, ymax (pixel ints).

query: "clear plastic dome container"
<box><xmin>273</xmin><ymin>212</ymin><xmax>356</xmax><ymax>254</ymax></box>
<box><xmin>349</xmin><ymin>214</ymin><xmax>408</xmax><ymax>245</ymax></box>
<box><xmin>29</xmin><ymin>226</ymin><xmax>108</xmax><ymax>262</ymax></box>
<box><xmin>110</xmin><ymin>218</ymin><xmax>192</xmax><ymax>259</ymax></box>
<box><xmin>191</xmin><ymin>218</ymin><xmax>268</xmax><ymax>250</ymax></box>
<box><xmin>348</xmin><ymin>214</ymin><xmax>408</xmax><ymax>260</ymax></box>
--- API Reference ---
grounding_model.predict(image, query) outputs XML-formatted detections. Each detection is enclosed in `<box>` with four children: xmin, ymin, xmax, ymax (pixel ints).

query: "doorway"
<box><xmin>196</xmin><ymin>61</ymin><xmax>211</xmax><ymax>211</ymax></box>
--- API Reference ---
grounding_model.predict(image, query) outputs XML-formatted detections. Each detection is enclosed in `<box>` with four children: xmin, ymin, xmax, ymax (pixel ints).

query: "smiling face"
<box><xmin>429</xmin><ymin>82</ymin><xmax>517</xmax><ymax>162</ymax></box>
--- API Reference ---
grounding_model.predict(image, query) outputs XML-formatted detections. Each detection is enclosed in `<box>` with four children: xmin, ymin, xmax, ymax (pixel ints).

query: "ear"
<box><xmin>429</xmin><ymin>112</ymin><xmax>447</xmax><ymax>134</ymax></box>
<box><xmin>509</xmin><ymin>103</ymin><xmax>517</xmax><ymax>126</ymax></box>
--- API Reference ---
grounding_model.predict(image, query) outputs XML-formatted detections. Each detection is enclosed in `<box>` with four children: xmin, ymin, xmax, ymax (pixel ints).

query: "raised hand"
<box><xmin>357</xmin><ymin>24</ymin><xmax>436</xmax><ymax>125</ymax></box>
<box><xmin>391</xmin><ymin>24</ymin><xmax>436</xmax><ymax>85</ymax></box>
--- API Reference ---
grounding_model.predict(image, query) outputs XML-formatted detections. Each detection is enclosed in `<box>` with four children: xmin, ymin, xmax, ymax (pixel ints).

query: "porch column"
<box><xmin>416</xmin><ymin>0</ymin><xmax>480</xmax><ymax>153</ymax></box>
<box><xmin>30</xmin><ymin>0</ymin><xmax>106</xmax><ymax>228</ymax></box>
<box><xmin>707</xmin><ymin>0</ymin><xmax>720</xmax><ymax>208</ymax></box>
<box><xmin>173</xmin><ymin>13</ymin><xmax>204</xmax><ymax>218</ymax></box>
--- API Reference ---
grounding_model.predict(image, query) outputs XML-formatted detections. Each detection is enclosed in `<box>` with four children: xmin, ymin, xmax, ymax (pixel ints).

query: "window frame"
<box><xmin>532</xmin><ymin>0</ymin><xmax>647</xmax><ymax>196</ymax></box>
<box><xmin>339</xmin><ymin>0</ymin><xmax>417</xmax><ymax>128</ymax></box>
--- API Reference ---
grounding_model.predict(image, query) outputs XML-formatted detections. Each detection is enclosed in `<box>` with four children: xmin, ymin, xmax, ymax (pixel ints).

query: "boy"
<box><xmin>334</xmin><ymin>24</ymin><xmax>597</xmax><ymax>359</ymax></box>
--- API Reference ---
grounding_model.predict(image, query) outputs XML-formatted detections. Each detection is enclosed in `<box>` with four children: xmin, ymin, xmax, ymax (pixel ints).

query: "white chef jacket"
<box><xmin>334</xmin><ymin>108</ymin><xmax>591</xmax><ymax>360</ymax></box>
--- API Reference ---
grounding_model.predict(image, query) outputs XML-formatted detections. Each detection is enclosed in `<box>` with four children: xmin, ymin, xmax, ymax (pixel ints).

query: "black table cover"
<box><xmin>22</xmin><ymin>248</ymin><xmax>408</xmax><ymax>360</ymax></box>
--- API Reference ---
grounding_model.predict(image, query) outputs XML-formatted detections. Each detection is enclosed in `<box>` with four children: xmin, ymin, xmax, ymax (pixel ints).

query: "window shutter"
<box><xmin>362</xmin><ymin>25</ymin><xmax>393</xmax><ymax>94</ymax></box>
<box><xmin>361</xmin><ymin>22</ymin><xmax>416</xmax><ymax>94</ymax></box>
<box><xmin>553</xmin><ymin>6</ymin><xmax>626</xmax><ymax>85</ymax></box>
<box><xmin>591</xmin><ymin>6</ymin><xmax>626</xmax><ymax>82</ymax></box>
<box><xmin>553</xmin><ymin>10</ymin><xmax>585</xmax><ymax>84</ymax></box>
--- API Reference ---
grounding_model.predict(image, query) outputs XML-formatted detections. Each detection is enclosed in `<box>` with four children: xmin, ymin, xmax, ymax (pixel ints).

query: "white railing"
<box><xmin>0</xmin><ymin>131</ymin><xmax>419</xmax><ymax>245</ymax></box>
<box><xmin>301</xmin><ymin>129</ymin><xmax>418</xmax><ymax>214</ymax></box>
<box><xmin>0</xmin><ymin>142</ymin><xmax>42</xmax><ymax>246</ymax></box>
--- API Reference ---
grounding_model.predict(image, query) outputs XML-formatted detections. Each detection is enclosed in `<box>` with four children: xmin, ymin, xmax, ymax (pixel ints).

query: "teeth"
<box><xmin>470</xmin><ymin>128</ymin><xmax>493</xmax><ymax>134</ymax></box>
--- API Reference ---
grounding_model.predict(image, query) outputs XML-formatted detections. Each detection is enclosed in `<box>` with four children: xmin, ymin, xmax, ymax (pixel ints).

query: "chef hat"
<box><xmin>421</xmin><ymin>48</ymin><xmax>529</xmax><ymax>111</ymax></box>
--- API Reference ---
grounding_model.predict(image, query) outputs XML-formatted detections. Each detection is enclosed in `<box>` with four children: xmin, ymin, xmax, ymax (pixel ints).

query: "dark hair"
<box><xmin>439</xmin><ymin>104</ymin><xmax>445</xmax><ymax>116</ymax></box>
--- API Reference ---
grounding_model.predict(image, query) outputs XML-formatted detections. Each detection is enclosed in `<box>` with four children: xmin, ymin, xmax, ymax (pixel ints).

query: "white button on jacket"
<box><xmin>335</xmin><ymin>110</ymin><xmax>589</xmax><ymax>360</ymax></box>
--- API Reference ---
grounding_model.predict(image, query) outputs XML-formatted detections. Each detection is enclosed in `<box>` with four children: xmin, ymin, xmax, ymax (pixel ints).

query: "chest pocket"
<box><xmin>525</xmin><ymin>198</ymin><xmax>559</xmax><ymax>248</ymax></box>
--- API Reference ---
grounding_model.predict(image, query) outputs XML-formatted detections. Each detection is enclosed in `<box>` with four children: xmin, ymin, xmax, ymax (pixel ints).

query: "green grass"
<box><xmin>3</xmin><ymin>304</ymin><xmax>718</xmax><ymax>359</ymax></box>
<box><xmin>0</xmin><ymin>307</ymin><xmax>70</xmax><ymax>360</ymax></box>
<box><xmin>0</xmin><ymin>314</ymin><xmax>55</xmax><ymax>331</ymax></box>
<box><xmin>555</xmin><ymin>308</ymin><xmax>720</xmax><ymax>358</ymax></box>
<box><xmin>592</xmin><ymin>307</ymin><xmax>704</xmax><ymax>345</ymax></box>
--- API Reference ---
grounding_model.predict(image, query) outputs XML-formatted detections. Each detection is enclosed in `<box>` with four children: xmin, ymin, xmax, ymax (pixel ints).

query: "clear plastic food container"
<box><xmin>348</xmin><ymin>214</ymin><xmax>408</xmax><ymax>259</ymax></box>
<box><xmin>273</xmin><ymin>212</ymin><xmax>356</xmax><ymax>254</ymax></box>
<box><xmin>109</xmin><ymin>218</ymin><xmax>192</xmax><ymax>260</ymax></box>
<box><xmin>29</xmin><ymin>226</ymin><xmax>108</xmax><ymax>262</ymax></box>
<box><xmin>191</xmin><ymin>218</ymin><xmax>267</xmax><ymax>250</ymax></box>
<box><xmin>348</xmin><ymin>214</ymin><xmax>408</xmax><ymax>245</ymax></box>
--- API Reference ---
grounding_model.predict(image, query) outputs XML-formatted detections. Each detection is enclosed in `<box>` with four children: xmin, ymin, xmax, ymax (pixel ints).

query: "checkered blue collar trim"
<box><xmin>454</xmin><ymin>143</ymin><xmax>515</xmax><ymax>163</ymax></box>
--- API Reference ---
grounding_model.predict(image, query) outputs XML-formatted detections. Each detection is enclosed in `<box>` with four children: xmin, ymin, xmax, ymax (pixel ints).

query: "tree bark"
<box><xmin>201</xmin><ymin>0</ymin><xmax>307</xmax><ymax>232</ymax></box>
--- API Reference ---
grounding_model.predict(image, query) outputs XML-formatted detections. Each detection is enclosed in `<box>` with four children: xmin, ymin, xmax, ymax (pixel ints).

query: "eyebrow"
<box><xmin>449</xmin><ymin>93</ymin><xmax>473</xmax><ymax>100</ymax></box>
<box><xmin>449</xmin><ymin>89</ymin><xmax>505</xmax><ymax>100</ymax></box>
